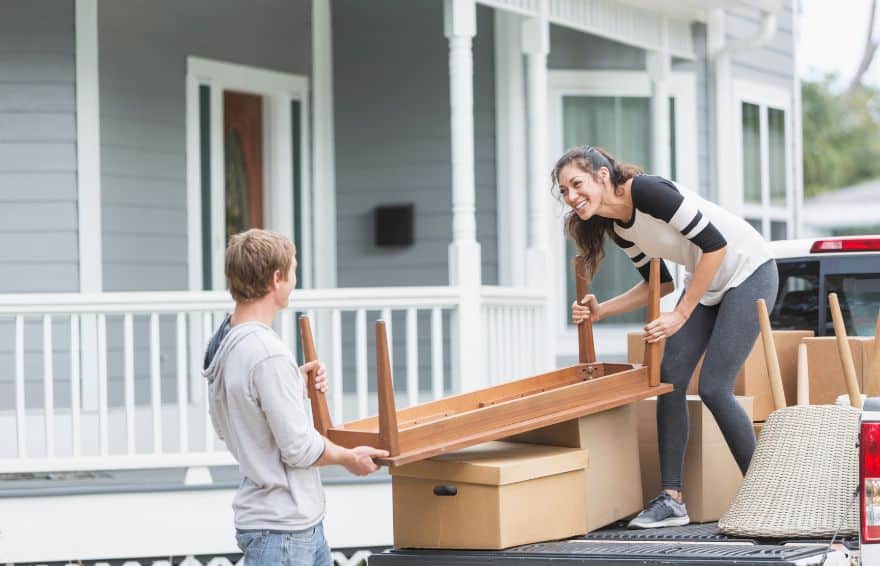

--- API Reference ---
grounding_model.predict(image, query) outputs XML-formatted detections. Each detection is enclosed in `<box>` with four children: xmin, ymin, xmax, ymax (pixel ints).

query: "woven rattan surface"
<box><xmin>718</xmin><ymin>404</ymin><xmax>860</xmax><ymax>538</ymax></box>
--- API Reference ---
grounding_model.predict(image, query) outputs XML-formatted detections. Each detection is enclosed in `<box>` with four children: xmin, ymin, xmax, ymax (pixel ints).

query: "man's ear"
<box><xmin>271</xmin><ymin>269</ymin><xmax>283</xmax><ymax>289</ymax></box>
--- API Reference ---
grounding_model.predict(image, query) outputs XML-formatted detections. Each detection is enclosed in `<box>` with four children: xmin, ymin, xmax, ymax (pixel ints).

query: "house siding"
<box><xmin>0</xmin><ymin>0</ymin><xmax>79</xmax><ymax>294</ymax></box>
<box><xmin>98</xmin><ymin>0</ymin><xmax>312</xmax><ymax>292</ymax></box>
<box><xmin>726</xmin><ymin>1</ymin><xmax>795</xmax><ymax>88</ymax></box>
<box><xmin>332</xmin><ymin>0</ymin><xmax>498</xmax><ymax>288</ymax></box>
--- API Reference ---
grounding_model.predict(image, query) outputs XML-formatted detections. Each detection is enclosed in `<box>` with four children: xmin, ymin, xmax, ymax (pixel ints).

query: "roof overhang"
<box><xmin>616</xmin><ymin>0</ymin><xmax>784</xmax><ymax>22</ymax></box>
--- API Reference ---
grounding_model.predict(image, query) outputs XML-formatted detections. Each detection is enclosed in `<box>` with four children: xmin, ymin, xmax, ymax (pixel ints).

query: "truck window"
<box><xmin>771</xmin><ymin>260</ymin><xmax>819</xmax><ymax>331</ymax></box>
<box><xmin>825</xmin><ymin>273</ymin><xmax>880</xmax><ymax>336</ymax></box>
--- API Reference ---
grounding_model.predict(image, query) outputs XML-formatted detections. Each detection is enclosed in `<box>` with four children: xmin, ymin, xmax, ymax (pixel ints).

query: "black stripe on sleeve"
<box><xmin>690</xmin><ymin>223</ymin><xmax>727</xmax><ymax>253</ymax></box>
<box><xmin>611</xmin><ymin>231</ymin><xmax>635</xmax><ymax>249</ymax></box>
<box><xmin>636</xmin><ymin>259</ymin><xmax>674</xmax><ymax>284</ymax></box>
<box><xmin>630</xmin><ymin>175</ymin><xmax>684</xmax><ymax>223</ymax></box>
<box><xmin>680</xmin><ymin>211</ymin><xmax>703</xmax><ymax>236</ymax></box>
<box><xmin>631</xmin><ymin>252</ymin><xmax>646</xmax><ymax>264</ymax></box>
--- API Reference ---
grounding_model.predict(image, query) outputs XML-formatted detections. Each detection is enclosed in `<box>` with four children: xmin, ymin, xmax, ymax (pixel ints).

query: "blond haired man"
<box><xmin>203</xmin><ymin>229</ymin><xmax>387</xmax><ymax>565</ymax></box>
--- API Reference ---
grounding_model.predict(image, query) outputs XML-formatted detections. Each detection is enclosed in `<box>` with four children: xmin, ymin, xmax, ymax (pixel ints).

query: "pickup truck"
<box><xmin>369</xmin><ymin>235</ymin><xmax>880</xmax><ymax>566</ymax></box>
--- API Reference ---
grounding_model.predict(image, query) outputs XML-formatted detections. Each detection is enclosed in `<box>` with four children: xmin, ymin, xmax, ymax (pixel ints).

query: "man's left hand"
<box><xmin>300</xmin><ymin>360</ymin><xmax>328</xmax><ymax>393</ymax></box>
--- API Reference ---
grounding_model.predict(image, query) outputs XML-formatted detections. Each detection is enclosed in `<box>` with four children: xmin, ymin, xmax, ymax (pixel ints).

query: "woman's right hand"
<box><xmin>572</xmin><ymin>294</ymin><xmax>602</xmax><ymax>324</ymax></box>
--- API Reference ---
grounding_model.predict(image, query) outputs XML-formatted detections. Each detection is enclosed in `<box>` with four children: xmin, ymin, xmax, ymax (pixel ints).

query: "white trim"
<box><xmin>312</xmin><ymin>0</ymin><xmax>337</xmax><ymax>288</ymax></box>
<box><xmin>75</xmin><ymin>0</ymin><xmax>102</xmax><ymax>293</ymax></box>
<box><xmin>547</xmin><ymin>70</ymin><xmax>698</xmax><ymax>358</ymax></box>
<box><xmin>791</xmin><ymin>0</ymin><xmax>805</xmax><ymax>237</ymax></box>
<box><xmin>732</xmin><ymin>78</ymin><xmax>794</xmax><ymax>241</ymax></box>
<box><xmin>185</xmin><ymin>57</ymin><xmax>311</xmax><ymax>291</ymax></box>
<box><xmin>494</xmin><ymin>9</ymin><xmax>528</xmax><ymax>287</ymax></box>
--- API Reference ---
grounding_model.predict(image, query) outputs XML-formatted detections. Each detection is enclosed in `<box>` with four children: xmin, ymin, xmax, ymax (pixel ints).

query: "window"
<box><xmin>736</xmin><ymin>82</ymin><xmax>793</xmax><ymax>242</ymax></box>
<box><xmin>771</xmin><ymin>260</ymin><xmax>819</xmax><ymax>331</ymax></box>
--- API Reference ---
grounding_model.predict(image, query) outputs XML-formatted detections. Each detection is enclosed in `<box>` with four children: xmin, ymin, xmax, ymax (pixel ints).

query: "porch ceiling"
<box><xmin>617</xmin><ymin>0</ymin><xmax>785</xmax><ymax>22</ymax></box>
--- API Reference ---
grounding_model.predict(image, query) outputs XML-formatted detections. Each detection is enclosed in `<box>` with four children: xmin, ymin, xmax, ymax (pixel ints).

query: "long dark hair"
<box><xmin>550</xmin><ymin>146</ymin><xmax>642</xmax><ymax>280</ymax></box>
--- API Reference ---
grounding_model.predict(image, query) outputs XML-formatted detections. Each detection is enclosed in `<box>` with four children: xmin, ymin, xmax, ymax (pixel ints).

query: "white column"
<box><xmin>444</xmin><ymin>0</ymin><xmax>483</xmax><ymax>392</ymax></box>
<box><xmin>76</xmin><ymin>0</ymin><xmax>102</xmax><ymax>410</ymax></box>
<box><xmin>647</xmin><ymin>17</ymin><xmax>671</xmax><ymax>179</ymax></box>
<box><xmin>312</xmin><ymin>0</ymin><xmax>337</xmax><ymax>288</ymax></box>
<box><xmin>791</xmin><ymin>0</ymin><xmax>804</xmax><ymax>237</ymax></box>
<box><xmin>494</xmin><ymin>10</ymin><xmax>528</xmax><ymax>287</ymax></box>
<box><xmin>709</xmin><ymin>9</ymin><xmax>738</xmax><ymax>212</ymax></box>
<box><xmin>522</xmin><ymin>1</ymin><xmax>554</xmax><ymax>371</ymax></box>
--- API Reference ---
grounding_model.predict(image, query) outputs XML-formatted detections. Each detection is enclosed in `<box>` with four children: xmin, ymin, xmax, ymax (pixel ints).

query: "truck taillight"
<box><xmin>811</xmin><ymin>237</ymin><xmax>880</xmax><ymax>253</ymax></box>
<box><xmin>862</xmin><ymin>421</ymin><xmax>880</xmax><ymax>542</ymax></box>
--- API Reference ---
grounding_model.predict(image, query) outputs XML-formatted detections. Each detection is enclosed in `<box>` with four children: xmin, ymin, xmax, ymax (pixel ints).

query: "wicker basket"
<box><xmin>718</xmin><ymin>404</ymin><xmax>860</xmax><ymax>538</ymax></box>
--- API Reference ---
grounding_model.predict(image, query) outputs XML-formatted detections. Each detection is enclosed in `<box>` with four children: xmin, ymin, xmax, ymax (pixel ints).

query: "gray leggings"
<box><xmin>658</xmin><ymin>259</ymin><xmax>779</xmax><ymax>491</ymax></box>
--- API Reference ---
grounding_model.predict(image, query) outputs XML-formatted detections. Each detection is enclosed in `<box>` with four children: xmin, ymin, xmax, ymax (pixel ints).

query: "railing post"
<box><xmin>445</xmin><ymin>0</ymin><xmax>484</xmax><ymax>393</ymax></box>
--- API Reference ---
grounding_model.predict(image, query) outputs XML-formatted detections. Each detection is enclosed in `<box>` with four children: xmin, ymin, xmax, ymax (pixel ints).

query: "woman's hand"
<box><xmin>572</xmin><ymin>294</ymin><xmax>603</xmax><ymax>324</ymax></box>
<box><xmin>644</xmin><ymin>311</ymin><xmax>687</xmax><ymax>343</ymax></box>
<box><xmin>300</xmin><ymin>360</ymin><xmax>328</xmax><ymax>393</ymax></box>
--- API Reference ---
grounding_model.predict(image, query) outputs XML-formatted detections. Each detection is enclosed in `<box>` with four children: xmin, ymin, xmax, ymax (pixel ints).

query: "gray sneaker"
<box><xmin>627</xmin><ymin>492</ymin><xmax>690</xmax><ymax>529</ymax></box>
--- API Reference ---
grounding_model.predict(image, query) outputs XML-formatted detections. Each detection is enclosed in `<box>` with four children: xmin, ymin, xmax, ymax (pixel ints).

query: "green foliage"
<box><xmin>802</xmin><ymin>76</ymin><xmax>880</xmax><ymax>197</ymax></box>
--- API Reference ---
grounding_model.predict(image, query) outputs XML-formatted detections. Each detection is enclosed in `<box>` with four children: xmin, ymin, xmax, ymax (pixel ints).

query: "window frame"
<box><xmin>185</xmin><ymin>57</ymin><xmax>312</xmax><ymax>291</ymax></box>
<box><xmin>547</xmin><ymin>70</ymin><xmax>698</xmax><ymax>355</ymax></box>
<box><xmin>733</xmin><ymin>79</ymin><xmax>794</xmax><ymax>242</ymax></box>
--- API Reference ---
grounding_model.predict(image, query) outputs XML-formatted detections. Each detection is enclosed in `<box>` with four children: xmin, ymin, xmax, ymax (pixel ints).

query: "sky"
<box><xmin>799</xmin><ymin>0</ymin><xmax>878</xmax><ymax>86</ymax></box>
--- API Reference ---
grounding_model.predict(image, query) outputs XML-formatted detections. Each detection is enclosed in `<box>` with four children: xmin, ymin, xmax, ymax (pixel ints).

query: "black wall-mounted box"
<box><xmin>374</xmin><ymin>203</ymin><xmax>415</xmax><ymax>247</ymax></box>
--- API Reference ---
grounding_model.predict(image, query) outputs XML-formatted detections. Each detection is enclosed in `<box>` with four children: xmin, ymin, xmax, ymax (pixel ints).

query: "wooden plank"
<box><xmin>298</xmin><ymin>315</ymin><xmax>333</xmax><ymax>436</ymax></box>
<box><xmin>574</xmin><ymin>257</ymin><xmax>596</xmax><ymax>364</ymax></box>
<box><xmin>376</xmin><ymin>320</ymin><xmax>400</xmax><ymax>455</ymax></box>
<box><xmin>645</xmin><ymin>258</ymin><xmax>661</xmax><ymax>387</ymax></box>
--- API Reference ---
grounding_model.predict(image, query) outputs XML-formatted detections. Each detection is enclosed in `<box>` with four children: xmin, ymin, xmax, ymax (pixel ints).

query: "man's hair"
<box><xmin>225</xmin><ymin>229</ymin><xmax>296</xmax><ymax>302</ymax></box>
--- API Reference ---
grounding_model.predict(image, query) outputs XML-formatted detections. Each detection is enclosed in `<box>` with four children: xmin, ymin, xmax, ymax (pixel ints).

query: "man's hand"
<box><xmin>300</xmin><ymin>360</ymin><xmax>328</xmax><ymax>393</ymax></box>
<box><xmin>344</xmin><ymin>446</ymin><xmax>390</xmax><ymax>476</ymax></box>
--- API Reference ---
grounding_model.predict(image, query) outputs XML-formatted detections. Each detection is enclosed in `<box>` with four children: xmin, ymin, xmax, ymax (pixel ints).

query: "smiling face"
<box><xmin>557</xmin><ymin>162</ymin><xmax>611</xmax><ymax>221</ymax></box>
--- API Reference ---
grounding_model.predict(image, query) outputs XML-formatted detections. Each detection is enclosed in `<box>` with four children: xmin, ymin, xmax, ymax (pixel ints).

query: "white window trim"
<box><xmin>733</xmin><ymin>79</ymin><xmax>794</xmax><ymax>241</ymax></box>
<box><xmin>547</xmin><ymin>70</ymin><xmax>698</xmax><ymax>357</ymax></box>
<box><xmin>185</xmin><ymin>57</ymin><xmax>312</xmax><ymax>291</ymax></box>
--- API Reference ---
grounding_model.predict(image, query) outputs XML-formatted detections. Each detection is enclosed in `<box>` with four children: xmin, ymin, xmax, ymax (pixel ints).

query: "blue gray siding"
<box><xmin>333</xmin><ymin>0</ymin><xmax>498</xmax><ymax>288</ymax></box>
<box><xmin>0</xmin><ymin>0</ymin><xmax>79</xmax><ymax>293</ymax></box>
<box><xmin>98</xmin><ymin>0</ymin><xmax>312</xmax><ymax>292</ymax></box>
<box><xmin>726</xmin><ymin>1</ymin><xmax>795</xmax><ymax>87</ymax></box>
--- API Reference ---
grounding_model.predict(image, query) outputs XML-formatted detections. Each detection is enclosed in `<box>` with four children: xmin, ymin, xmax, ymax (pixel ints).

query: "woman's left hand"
<box><xmin>644</xmin><ymin>311</ymin><xmax>687</xmax><ymax>343</ymax></box>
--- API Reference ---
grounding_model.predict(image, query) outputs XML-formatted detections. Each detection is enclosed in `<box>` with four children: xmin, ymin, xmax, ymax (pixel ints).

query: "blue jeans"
<box><xmin>235</xmin><ymin>522</ymin><xmax>332</xmax><ymax>566</ymax></box>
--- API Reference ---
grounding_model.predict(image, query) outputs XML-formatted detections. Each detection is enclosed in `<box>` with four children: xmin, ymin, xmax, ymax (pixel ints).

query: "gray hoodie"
<box><xmin>202</xmin><ymin>318</ymin><xmax>326</xmax><ymax>531</ymax></box>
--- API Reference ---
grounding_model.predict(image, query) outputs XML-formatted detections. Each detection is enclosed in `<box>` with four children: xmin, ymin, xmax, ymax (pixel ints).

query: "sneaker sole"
<box><xmin>627</xmin><ymin>515</ymin><xmax>691</xmax><ymax>529</ymax></box>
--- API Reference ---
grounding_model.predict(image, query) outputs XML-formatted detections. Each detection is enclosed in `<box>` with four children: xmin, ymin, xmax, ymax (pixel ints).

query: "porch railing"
<box><xmin>0</xmin><ymin>286</ymin><xmax>546</xmax><ymax>474</ymax></box>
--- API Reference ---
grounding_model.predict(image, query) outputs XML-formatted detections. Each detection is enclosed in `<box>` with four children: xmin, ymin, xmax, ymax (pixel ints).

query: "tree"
<box><xmin>802</xmin><ymin>76</ymin><xmax>880</xmax><ymax>197</ymax></box>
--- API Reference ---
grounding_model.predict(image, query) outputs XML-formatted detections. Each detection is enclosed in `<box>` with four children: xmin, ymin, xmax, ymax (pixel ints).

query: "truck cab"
<box><xmin>371</xmin><ymin>236</ymin><xmax>880</xmax><ymax>566</ymax></box>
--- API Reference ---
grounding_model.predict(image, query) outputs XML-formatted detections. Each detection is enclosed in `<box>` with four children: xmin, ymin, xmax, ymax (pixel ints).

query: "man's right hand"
<box><xmin>344</xmin><ymin>446</ymin><xmax>389</xmax><ymax>476</ymax></box>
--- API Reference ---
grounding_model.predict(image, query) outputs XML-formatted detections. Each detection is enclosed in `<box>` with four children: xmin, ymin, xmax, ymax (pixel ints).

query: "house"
<box><xmin>0</xmin><ymin>0</ymin><xmax>802</xmax><ymax>563</ymax></box>
<box><xmin>801</xmin><ymin>178</ymin><xmax>880</xmax><ymax>237</ymax></box>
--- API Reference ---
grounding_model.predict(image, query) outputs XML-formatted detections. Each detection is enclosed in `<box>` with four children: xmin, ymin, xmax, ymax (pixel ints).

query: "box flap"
<box><xmin>390</xmin><ymin>441</ymin><xmax>588</xmax><ymax>486</ymax></box>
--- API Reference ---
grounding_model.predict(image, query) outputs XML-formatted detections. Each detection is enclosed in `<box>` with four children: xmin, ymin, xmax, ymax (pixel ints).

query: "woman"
<box><xmin>553</xmin><ymin>146</ymin><xmax>778</xmax><ymax>529</ymax></box>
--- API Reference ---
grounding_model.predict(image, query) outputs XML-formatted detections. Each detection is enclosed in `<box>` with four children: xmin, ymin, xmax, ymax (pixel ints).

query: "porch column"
<box><xmin>444</xmin><ymin>0</ymin><xmax>484</xmax><ymax>392</ymax></box>
<box><xmin>522</xmin><ymin>1</ymin><xmax>555</xmax><ymax>371</ymax></box>
<box><xmin>647</xmin><ymin>17</ymin><xmax>672</xmax><ymax>179</ymax></box>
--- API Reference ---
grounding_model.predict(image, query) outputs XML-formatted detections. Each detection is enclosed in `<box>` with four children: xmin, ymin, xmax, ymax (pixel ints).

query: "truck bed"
<box><xmin>368</xmin><ymin>522</ymin><xmax>857</xmax><ymax>565</ymax></box>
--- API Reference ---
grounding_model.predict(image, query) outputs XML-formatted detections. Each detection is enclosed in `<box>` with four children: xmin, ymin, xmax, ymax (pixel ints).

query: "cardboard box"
<box><xmin>627</xmin><ymin>331</ymin><xmax>812</xmax><ymax>421</ymax></box>
<box><xmin>802</xmin><ymin>337</ymin><xmax>876</xmax><ymax>404</ymax></box>
<box><xmin>507</xmin><ymin>405</ymin><xmax>642</xmax><ymax>531</ymax></box>
<box><xmin>390</xmin><ymin>441</ymin><xmax>588</xmax><ymax>549</ymax></box>
<box><xmin>637</xmin><ymin>395</ymin><xmax>754</xmax><ymax>523</ymax></box>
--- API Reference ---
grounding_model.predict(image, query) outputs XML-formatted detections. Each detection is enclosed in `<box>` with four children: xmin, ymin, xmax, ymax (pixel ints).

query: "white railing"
<box><xmin>0</xmin><ymin>286</ymin><xmax>545</xmax><ymax>475</ymax></box>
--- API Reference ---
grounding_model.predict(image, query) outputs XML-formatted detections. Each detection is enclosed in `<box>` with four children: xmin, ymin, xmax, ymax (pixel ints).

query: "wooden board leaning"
<box><xmin>299</xmin><ymin>258</ymin><xmax>674</xmax><ymax>467</ymax></box>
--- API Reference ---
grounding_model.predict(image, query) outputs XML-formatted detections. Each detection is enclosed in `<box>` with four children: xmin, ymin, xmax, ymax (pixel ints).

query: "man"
<box><xmin>203</xmin><ymin>228</ymin><xmax>388</xmax><ymax>565</ymax></box>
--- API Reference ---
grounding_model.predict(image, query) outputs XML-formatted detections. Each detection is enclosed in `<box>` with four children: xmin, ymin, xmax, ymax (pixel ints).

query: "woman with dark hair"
<box><xmin>553</xmin><ymin>146</ymin><xmax>778</xmax><ymax>529</ymax></box>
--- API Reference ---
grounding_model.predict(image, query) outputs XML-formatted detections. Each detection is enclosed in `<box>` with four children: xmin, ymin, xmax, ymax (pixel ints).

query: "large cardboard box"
<box><xmin>627</xmin><ymin>331</ymin><xmax>812</xmax><ymax>421</ymax></box>
<box><xmin>390</xmin><ymin>441</ymin><xmax>588</xmax><ymax>549</ymax></box>
<box><xmin>802</xmin><ymin>336</ymin><xmax>876</xmax><ymax>404</ymax></box>
<box><xmin>637</xmin><ymin>395</ymin><xmax>754</xmax><ymax>523</ymax></box>
<box><xmin>507</xmin><ymin>405</ymin><xmax>642</xmax><ymax>531</ymax></box>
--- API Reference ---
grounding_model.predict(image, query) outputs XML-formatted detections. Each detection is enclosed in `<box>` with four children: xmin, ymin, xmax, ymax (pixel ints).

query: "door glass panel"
<box><xmin>562</xmin><ymin>96</ymin><xmax>653</xmax><ymax>324</ymax></box>
<box><xmin>199</xmin><ymin>85</ymin><xmax>212</xmax><ymax>290</ymax></box>
<box><xmin>770</xmin><ymin>220</ymin><xmax>787</xmax><ymax>241</ymax></box>
<box><xmin>746</xmin><ymin>217</ymin><xmax>763</xmax><ymax>235</ymax></box>
<box><xmin>224</xmin><ymin>90</ymin><xmax>264</xmax><ymax>242</ymax></box>
<box><xmin>768</xmin><ymin>107</ymin><xmax>787</xmax><ymax>206</ymax></box>
<box><xmin>742</xmin><ymin>102</ymin><xmax>761</xmax><ymax>204</ymax></box>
